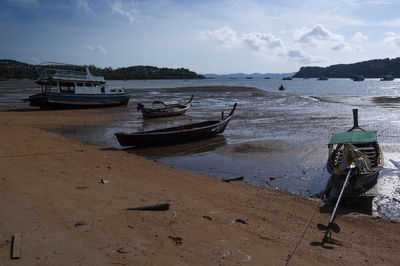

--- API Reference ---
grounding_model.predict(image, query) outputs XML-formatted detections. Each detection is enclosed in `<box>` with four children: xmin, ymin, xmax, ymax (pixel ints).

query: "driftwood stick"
<box><xmin>222</xmin><ymin>176</ymin><xmax>244</xmax><ymax>183</ymax></box>
<box><xmin>126</xmin><ymin>203</ymin><xmax>170</xmax><ymax>211</ymax></box>
<box><xmin>11</xmin><ymin>233</ymin><xmax>22</xmax><ymax>259</ymax></box>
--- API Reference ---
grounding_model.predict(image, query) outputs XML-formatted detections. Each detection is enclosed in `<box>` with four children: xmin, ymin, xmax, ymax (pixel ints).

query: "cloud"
<box><xmin>10</xmin><ymin>0</ymin><xmax>38</xmax><ymax>4</ymax></box>
<box><xmin>198</xmin><ymin>27</ymin><xmax>240</xmax><ymax>49</ymax></box>
<box><xmin>81</xmin><ymin>45</ymin><xmax>108</xmax><ymax>54</ymax></box>
<box><xmin>284</xmin><ymin>49</ymin><xmax>327</xmax><ymax>64</ymax></box>
<box><xmin>75</xmin><ymin>0</ymin><xmax>92</xmax><ymax>12</ymax></box>
<box><xmin>199</xmin><ymin>28</ymin><xmax>284</xmax><ymax>51</ymax></box>
<box><xmin>296</xmin><ymin>24</ymin><xmax>348</xmax><ymax>51</ymax></box>
<box><xmin>199</xmin><ymin>27</ymin><xmax>327</xmax><ymax>65</ymax></box>
<box><xmin>352</xmin><ymin>32</ymin><xmax>368</xmax><ymax>42</ymax></box>
<box><xmin>109</xmin><ymin>0</ymin><xmax>141</xmax><ymax>24</ymax></box>
<box><xmin>98</xmin><ymin>46</ymin><xmax>108</xmax><ymax>54</ymax></box>
<box><xmin>241</xmin><ymin>32</ymin><xmax>283</xmax><ymax>51</ymax></box>
<box><xmin>383</xmin><ymin>32</ymin><xmax>400</xmax><ymax>47</ymax></box>
<box><xmin>379</xmin><ymin>18</ymin><xmax>400</xmax><ymax>27</ymax></box>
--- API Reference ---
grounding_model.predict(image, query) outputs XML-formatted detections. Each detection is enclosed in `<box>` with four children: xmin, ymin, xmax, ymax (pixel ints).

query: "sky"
<box><xmin>1</xmin><ymin>0</ymin><xmax>400</xmax><ymax>74</ymax></box>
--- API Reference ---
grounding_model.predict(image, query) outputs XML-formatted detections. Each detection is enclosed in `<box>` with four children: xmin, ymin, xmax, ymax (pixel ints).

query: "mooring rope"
<box><xmin>285</xmin><ymin>168</ymin><xmax>329</xmax><ymax>266</ymax></box>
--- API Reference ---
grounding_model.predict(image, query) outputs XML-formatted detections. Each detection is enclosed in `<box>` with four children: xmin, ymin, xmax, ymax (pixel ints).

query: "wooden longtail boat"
<box><xmin>115</xmin><ymin>103</ymin><xmax>237</xmax><ymax>147</ymax></box>
<box><xmin>326</xmin><ymin>109</ymin><xmax>384</xmax><ymax>198</ymax></box>
<box><xmin>137</xmin><ymin>95</ymin><xmax>194</xmax><ymax>119</ymax></box>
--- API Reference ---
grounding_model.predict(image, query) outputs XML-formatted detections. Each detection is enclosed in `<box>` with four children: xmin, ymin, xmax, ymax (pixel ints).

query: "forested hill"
<box><xmin>0</xmin><ymin>59</ymin><xmax>205</xmax><ymax>80</ymax></box>
<box><xmin>294</xmin><ymin>57</ymin><xmax>400</xmax><ymax>78</ymax></box>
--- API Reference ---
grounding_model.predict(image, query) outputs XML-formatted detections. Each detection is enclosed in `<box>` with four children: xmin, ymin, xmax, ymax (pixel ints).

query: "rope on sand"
<box><xmin>285</xmin><ymin>167</ymin><xmax>329</xmax><ymax>266</ymax></box>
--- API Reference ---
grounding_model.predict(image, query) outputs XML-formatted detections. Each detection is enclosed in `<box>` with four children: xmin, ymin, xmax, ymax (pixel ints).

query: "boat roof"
<box><xmin>35</xmin><ymin>62</ymin><xmax>105</xmax><ymax>83</ymax></box>
<box><xmin>329</xmin><ymin>131</ymin><xmax>377</xmax><ymax>144</ymax></box>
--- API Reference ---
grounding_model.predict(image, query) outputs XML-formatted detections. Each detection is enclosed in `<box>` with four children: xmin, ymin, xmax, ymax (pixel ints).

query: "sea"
<box><xmin>1</xmin><ymin>78</ymin><xmax>400</xmax><ymax>220</ymax></box>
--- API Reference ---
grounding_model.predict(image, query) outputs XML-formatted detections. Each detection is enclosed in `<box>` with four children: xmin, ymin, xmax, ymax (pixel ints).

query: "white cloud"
<box><xmin>379</xmin><ymin>18</ymin><xmax>400</xmax><ymax>27</ymax></box>
<box><xmin>383</xmin><ymin>32</ymin><xmax>400</xmax><ymax>47</ymax></box>
<box><xmin>284</xmin><ymin>49</ymin><xmax>327</xmax><ymax>64</ymax></box>
<box><xmin>199</xmin><ymin>27</ymin><xmax>327</xmax><ymax>65</ymax></box>
<box><xmin>352</xmin><ymin>32</ymin><xmax>368</xmax><ymax>42</ymax></box>
<box><xmin>109</xmin><ymin>0</ymin><xmax>141</xmax><ymax>24</ymax></box>
<box><xmin>98</xmin><ymin>46</ymin><xmax>108</xmax><ymax>54</ymax></box>
<box><xmin>81</xmin><ymin>45</ymin><xmax>108</xmax><ymax>54</ymax></box>
<box><xmin>82</xmin><ymin>45</ymin><xmax>95</xmax><ymax>51</ymax></box>
<box><xmin>75</xmin><ymin>0</ymin><xmax>92</xmax><ymax>12</ymax></box>
<box><xmin>241</xmin><ymin>32</ymin><xmax>283</xmax><ymax>51</ymax></box>
<box><xmin>10</xmin><ymin>0</ymin><xmax>38</xmax><ymax>4</ymax></box>
<box><xmin>296</xmin><ymin>24</ymin><xmax>348</xmax><ymax>51</ymax></box>
<box><xmin>198</xmin><ymin>27</ymin><xmax>240</xmax><ymax>49</ymax></box>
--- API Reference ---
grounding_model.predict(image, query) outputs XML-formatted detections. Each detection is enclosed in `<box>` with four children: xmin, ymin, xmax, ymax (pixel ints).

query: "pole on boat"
<box><xmin>319</xmin><ymin>164</ymin><xmax>355</xmax><ymax>246</ymax></box>
<box><xmin>349</xmin><ymin>108</ymin><xmax>359</xmax><ymax>131</ymax></box>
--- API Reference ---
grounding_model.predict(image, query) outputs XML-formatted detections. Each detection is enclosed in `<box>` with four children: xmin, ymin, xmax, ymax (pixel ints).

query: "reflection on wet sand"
<box><xmin>128</xmin><ymin>135</ymin><xmax>228</xmax><ymax>158</ymax></box>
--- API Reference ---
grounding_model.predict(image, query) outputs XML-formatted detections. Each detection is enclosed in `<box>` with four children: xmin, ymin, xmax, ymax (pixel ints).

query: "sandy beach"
<box><xmin>0</xmin><ymin>88</ymin><xmax>399</xmax><ymax>265</ymax></box>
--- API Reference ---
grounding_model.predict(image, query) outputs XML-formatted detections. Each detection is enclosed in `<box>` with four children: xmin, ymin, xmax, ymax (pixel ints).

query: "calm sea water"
<box><xmin>2</xmin><ymin>78</ymin><xmax>400</xmax><ymax>220</ymax></box>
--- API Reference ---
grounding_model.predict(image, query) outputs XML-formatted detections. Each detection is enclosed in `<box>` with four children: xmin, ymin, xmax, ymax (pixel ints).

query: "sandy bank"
<box><xmin>0</xmin><ymin>106</ymin><xmax>399</xmax><ymax>265</ymax></box>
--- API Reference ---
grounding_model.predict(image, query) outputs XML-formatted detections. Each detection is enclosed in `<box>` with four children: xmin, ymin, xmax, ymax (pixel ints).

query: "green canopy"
<box><xmin>328</xmin><ymin>131</ymin><xmax>377</xmax><ymax>144</ymax></box>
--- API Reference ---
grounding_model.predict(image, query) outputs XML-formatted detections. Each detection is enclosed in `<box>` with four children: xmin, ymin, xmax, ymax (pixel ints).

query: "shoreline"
<box><xmin>1</xmin><ymin>105</ymin><xmax>399</xmax><ymax>265</ymax></box>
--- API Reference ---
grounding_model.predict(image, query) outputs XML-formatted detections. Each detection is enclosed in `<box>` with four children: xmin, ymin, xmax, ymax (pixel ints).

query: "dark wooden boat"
<box><xmin>326</xmin><ymin>109</ymin><xmax>384</xmax><ymax>198</ymax></box>
<box><xmin>137</xmin><ymin>95</ymin><xmax>194</xmax><ymax>119</ymax></box>
<box><xmin>115</xmin><ymin>103</ymin><xmax>237</xmax><ymax>147</ymax></box>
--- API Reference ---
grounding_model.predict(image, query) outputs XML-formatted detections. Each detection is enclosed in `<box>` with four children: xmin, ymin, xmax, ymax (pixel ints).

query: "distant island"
<box><xmin>294</xmin><ymin>57</ymin><xmax>400</xmax><ymax>78</ymax></box>
<box><xmin>0</xmin><ymin>59</ymin><xmax>205</xmax><ymax>80</ymax></box>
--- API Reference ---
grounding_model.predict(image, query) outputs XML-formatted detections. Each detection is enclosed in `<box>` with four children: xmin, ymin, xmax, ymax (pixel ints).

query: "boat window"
<box><xmin>77</xmin><ymin>82</ymin><xmax>84</xmax><ymax>86</ymax></box>
<box><xmin>86</xmin><ymin>83</ymin><xmax>92</xmax><ymax>87</ymax></box>
<box><xmin>59</xmin><ymin>82</ymin><xmax>75</xmax><ymax>93</ymax></box>
<box><xmin>110</xmin><ymin>89</ymin><xmax>116</xmax><ymax>92</ymax></box>
<box><xmin>101</xmin><ymin>84</ymin><xmax>105</xmax><ymax>93</ymax></box>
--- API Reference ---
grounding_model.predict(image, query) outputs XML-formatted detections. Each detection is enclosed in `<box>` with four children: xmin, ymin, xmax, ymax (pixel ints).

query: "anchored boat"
<box><xmin>115</xmin><ymin>103</ymin><xmax>237</xmax><ymax>147</ymax></box>
<box><xmin>326</xmin><ymin>109</ymin><xmax>384</xmax><ymax>199</ymax></box>
<box><xmin>317</xmin><ymin>109</ymin><xmax>384</xmax><ymax>246</ymax></box>
<box><xmin>29</xmin><ymin>62</ymin><xmax>131</xmax><ymax>108</ymax></box>
<box><xmin>137</xmin><ymin>95</ymin><xmax>194</xmax><ymax>119</ymax></box>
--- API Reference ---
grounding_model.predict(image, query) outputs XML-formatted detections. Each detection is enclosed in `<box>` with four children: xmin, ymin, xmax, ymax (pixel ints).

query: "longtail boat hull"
<box><xmin>29</xmin><ymin>92</ymin><xmax>130</xmax><ymax>108</ymax></box>
<box><xmin>116</xmin><ymin>103</ymin><xmax>237</xmax><ymax>147</ymax></box>
<box><xmin>138</xmin><ymin>95</ymin><xmax>193</xmax><ymax>119</ymax></box>
<box><xmin>326</xmin><ymin>109</ymin><xmax>383</xmax><ymax>198</ymax></box>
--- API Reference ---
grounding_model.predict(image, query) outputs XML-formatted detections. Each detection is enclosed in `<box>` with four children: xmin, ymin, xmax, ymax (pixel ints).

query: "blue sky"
<box><xmin>1</xmin><ymin>0</ymin><xmax>400</xmax><ymax>74</ymax></box>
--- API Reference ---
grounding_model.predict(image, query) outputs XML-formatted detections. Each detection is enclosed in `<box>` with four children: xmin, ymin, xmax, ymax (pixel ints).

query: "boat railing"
<box><xmin>36</xmin><ymin>62</ymin><xmax>105</xmax><ymax>82</ymax></box>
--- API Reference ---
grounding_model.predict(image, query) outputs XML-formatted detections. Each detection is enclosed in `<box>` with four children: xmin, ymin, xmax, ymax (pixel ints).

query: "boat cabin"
<box><xmin>35</xmin><ymin>63</ymin><xmax>125</xmax><ymax>95</ymax></box>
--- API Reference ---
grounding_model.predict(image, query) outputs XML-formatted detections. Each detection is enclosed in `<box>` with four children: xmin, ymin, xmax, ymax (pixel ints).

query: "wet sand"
<box><xmin>1</xmin><ymin>82</ymin><xmax>400</xmax><ymax>264</ymax></box>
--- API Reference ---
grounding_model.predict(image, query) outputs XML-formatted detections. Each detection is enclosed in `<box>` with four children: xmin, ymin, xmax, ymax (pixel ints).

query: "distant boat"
<box><xmin>29</xmin><ymin>62</ymin><xmax>130</xmax><ymax>108</ymax></box>
<box><xmin>380</xmin><ymin>75</ymin><xmax>394</xmax><ymax>81</ymax></box>
<box><xmin>282</xmin><ymin>77</ymin><xmax>292</xmax><ymax>80</ymax></box>
<box><xmin>246</xmin><ymin>77</ymin><xmax>253</xmax><ymax>79</ymax></box>
<box><xmin>279</xmin><ymin>84</ymin><xmax>285</xmax><ymax>91</ymax></box>
<box><xmin>352</xmin><ymin>75</ymin><xmax>365</xmax><ymax>81</ymax></box>
<box><xmin>318</xmin><ymin>76</ymin><xmax>328</xmax><ymax>80</ymax></box>
<box><xmin>264</xmin><ymin>77</ymin><xmax>270</xmax><ymax>79</ymax></box>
